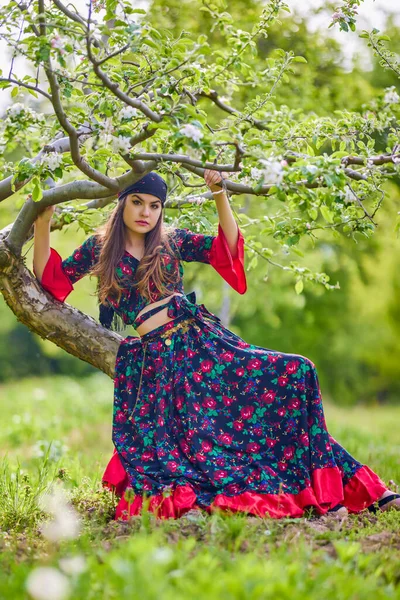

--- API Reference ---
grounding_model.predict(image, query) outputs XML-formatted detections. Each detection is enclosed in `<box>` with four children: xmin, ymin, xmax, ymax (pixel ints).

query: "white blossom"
<box><xmin>38</xmin><ymin>485</ymin><xmax>81</xmax><ymax>542</ymax></box>
<box><xmin>119</xmin><ymin>106</ymin><xmax>138</xmax><ymax>120</ymax></box>
<box><xmin>26</xmin><ymin>567</ymin><xmax>70</xmax><ymax>600</ymax></box>
<box><xmin>343</xmin><ymin>187</ymin><xmax>357</xmax><ymax>204</ymax></box>
<box><xmin>51</xmin><ymin>35</ymin><xmax>65</xmax><ymax>54</ymax></box>
<box><xmin>40</xmin><ymin>153</ymin><xmax>63</xmax><ymax>171</ymax></box>
<box><xmin>384</xmin><ymin>87</ymin><xmax>400</xmax><ymax>105</ymax></box>
<box><xmin>6</xmin><ymin>103</ymin><xmax>26</xmax><ymax>118</ymax></box>
<box><xmin>257</xmin><ymin>158</ymin><xmax>285</xmax><ymax>186</ymax></box>
<box><xmin>59</xmin><ymin>555</ymin><xmax>87</xmax><ymax>576</ymax></box>
<box><xmin>150</xmin><ymin>547</ymin><xmax>174</xmax><ymax>564</ymax></box>
<box><xmin>112</xmin><ymin>135</ymin><xmax>131</xmax><ymax>154</ymax></box>
<box><xmin>332</xmin><ymin>10</ymin><xmax>345</xmax><ymax>22</ymax></box>
<box><xmin>179</xmin><ymin>123</ymin><xmax>203</xmax><ymax>143</ymax></box>
<box><xmin>305</xmin><ymin>165</ymin><xmax>318</xmax><ymax>175</ymax></box>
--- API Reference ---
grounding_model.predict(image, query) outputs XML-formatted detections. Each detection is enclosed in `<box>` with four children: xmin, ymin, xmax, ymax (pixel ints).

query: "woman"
<box><xmin>33</xmin><ymin>170</ymin><xmax>400</xmax><ymax>520</ymax></box>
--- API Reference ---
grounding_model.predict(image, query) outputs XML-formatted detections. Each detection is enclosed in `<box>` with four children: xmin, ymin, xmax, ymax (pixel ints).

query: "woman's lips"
<box><xmin>136</xmin><ymin>221</ymin><xmax>149</xmax><ymax>225</ymax></box>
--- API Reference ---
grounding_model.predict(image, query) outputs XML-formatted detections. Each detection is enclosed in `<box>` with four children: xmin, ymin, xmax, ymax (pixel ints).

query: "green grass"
<box><xmin>0</xmin><ymin>374</ymin><xmax>399</xmax><ymax>599</ymax></box>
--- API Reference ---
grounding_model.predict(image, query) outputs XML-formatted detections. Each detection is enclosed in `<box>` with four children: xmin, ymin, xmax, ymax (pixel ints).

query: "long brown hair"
<box><xmin>90</xmin><ymin>196</ymin><xmax>180</xmax><ymax>306</ymax></box>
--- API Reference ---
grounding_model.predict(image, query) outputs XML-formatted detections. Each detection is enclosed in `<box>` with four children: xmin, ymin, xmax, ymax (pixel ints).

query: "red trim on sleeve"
<box><xmin>35</xmin><ymin>248</ymin><xmax>73</xmax><ymax>302</ymax></box>
<box><xmin>209</xmin><ymin>223</ymin><xmax>247</xmax><ymax>294</ymax></box>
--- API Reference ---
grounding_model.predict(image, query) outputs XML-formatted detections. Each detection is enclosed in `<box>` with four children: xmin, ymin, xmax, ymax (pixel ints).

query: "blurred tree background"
<box><xmin>1</xmin><ymin>0</ymin><xmax>399</xmax><ymax>405</ymax></box>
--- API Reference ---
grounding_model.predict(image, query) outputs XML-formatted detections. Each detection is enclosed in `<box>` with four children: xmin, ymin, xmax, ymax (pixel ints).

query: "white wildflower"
<box><xmin>119</xmin><ymin>106</ymin><xmax>138</xmax><ymax>120</ymax></box>
<box><xmin>59</xmin><ymin>555</ymin><xmax>87</xmax><ymax>576</ymax></box>
<box><xmin>383</xmin><ymin>87</ymin><xmax>400</xmax><ymax>105</ymax></box>
<box><xmin>112</xmin><ymin>135</ymin><xmax>131</xmax><ymax>154</ymax></box>
<box><xmin>179</xmin><ymin>123</ymin><xmax>203</xmax><ymax>143</ymax></box>
<box><xmin>26</xmin><ymin>567</ymin><xmax>70</xmax><ymax>600</ymax></box>
<box><xmin>38</xmin><ymin>485</ymin><xmax>81</xmax><ymax>542</ymax></box>
<box><xmin>150</xmin><ymin>547</ymin><xmax>174</xmax><ymax>564</ymax></box>
<box><xmin>258</xmin><ymin>158</ymin><xmax>284</xmax><ymax>186</ymax></box>
<box><xmin>41</xmin><ymin>153</ymin><xmax>63</xmax><ymax>171</ymax></box>
<box><xmin>6</xmin><ymin>103</ymin><xmax>25</xmax><ymax>118</ymax></box>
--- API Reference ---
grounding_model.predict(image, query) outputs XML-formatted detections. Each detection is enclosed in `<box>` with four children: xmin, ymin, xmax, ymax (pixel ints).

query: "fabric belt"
<box><xmin>133</xmin><ymin>291</ymin><xmax>221</xmax><ymax>328</ymax></box>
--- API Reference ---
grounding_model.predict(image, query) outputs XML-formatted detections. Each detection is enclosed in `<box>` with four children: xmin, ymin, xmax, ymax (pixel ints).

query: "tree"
<box><xmin>0</xmin><ymin>0</ymin><xmax>399</xmax><ymax>378</ymax></box>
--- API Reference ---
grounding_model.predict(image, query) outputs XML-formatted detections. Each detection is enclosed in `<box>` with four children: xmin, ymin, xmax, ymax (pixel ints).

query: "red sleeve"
<box><xmin>209</xmin><ymin>223</ymin><xmax>247</xmax><ymax>294</ymax></box>
<box><xmin>33</xmin><ymin>248</ymin><xmax>73</xmax><ymax>302</ymax></box>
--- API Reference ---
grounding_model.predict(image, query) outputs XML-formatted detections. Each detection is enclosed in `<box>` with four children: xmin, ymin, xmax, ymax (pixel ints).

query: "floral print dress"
<box><xmin>35</xmin><ymin>223</ymin><xmax>387</xmax><ymax>519</ymax></box>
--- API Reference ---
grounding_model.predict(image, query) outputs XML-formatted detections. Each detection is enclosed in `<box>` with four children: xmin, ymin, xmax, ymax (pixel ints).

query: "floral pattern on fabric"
<box><xmin>103</xmin><ymin>293</ymin><xmax>387</xmax><ymax>520</ymax></box>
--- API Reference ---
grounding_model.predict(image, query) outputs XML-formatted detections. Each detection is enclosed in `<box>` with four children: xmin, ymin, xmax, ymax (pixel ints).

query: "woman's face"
<box><xmin>122</xmin><ymin>192</ymin><xmax>162</xmax><ymax>234</ymax></box>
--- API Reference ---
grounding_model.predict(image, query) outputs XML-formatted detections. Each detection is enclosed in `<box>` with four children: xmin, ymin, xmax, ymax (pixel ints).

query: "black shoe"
<box><xmin>368</xmin><ymin>493</ymin><xmax>400</xmax><ymax>513</ymax></box>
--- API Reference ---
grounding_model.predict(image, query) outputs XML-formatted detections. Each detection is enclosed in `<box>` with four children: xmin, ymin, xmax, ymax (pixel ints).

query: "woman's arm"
<box><xmin>33</xmin><ymin>206</ymin><xmax>54</xmax><ymax>282</ymax></box>
<box><xmin>204</xmin><ymin>169</ymin><xmax>238</xmax><ymax>258</ymax></box>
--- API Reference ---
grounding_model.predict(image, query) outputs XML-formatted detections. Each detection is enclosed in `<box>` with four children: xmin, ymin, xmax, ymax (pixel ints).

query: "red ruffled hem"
<box><xmin>101</xmin><ymin>450</ymin><xmax>387</xmax><ymax>520</ymax></box>
<box><xmin>209</xmin><ymin>223</ymin><xmax>247</xmax><ymax>295</ymax></box>
<box><xmin>34</xmin><ymin>248</ymin><xmax>73</xmax><ymax>302</ymax></box>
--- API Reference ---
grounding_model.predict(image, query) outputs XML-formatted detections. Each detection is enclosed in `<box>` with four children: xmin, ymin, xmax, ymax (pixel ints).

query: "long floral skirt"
<box><xmin>102</xmin><ymin>292</ymin><xmax>387</xmax><ymax>520</ymax></box>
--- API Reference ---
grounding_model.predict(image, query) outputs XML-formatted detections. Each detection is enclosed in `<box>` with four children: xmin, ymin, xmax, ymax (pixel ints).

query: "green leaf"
<box><xmin>11</xmin><ymin>86</ymin><xmax>19</xmax><ymax>98</ymax></box>
<box><xmin>295</xmin><ymin>279</ymin><xmax>304</xmax><ymax>295</ymax></box>
<box><xmin>292</xmin><ymin>56</ymin><xmax>307</xmax><ymax>63</ymax></box>
<box><xmin>320</xmin><ymin>205</ymin><xmax>334</xmax><ymax>223</ymax></box>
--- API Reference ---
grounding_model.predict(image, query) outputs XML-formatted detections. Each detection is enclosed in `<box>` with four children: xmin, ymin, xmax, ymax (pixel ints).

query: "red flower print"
<box><xmin>64</xmin><ymin>267</ymin><xmax>76</xmax><ymax>277</ymax></box>
<box><xmin>128</xmin><ymin>446</ymin><xmax>137</xmax><ymax>453</ymax></box>
<box><xmin>115</xmin><ymin>410</ymin><xmax>127</xmax><ymax>423</ymax></box>
<box><xmin>143</xmin><ymin>481</ymin><xmax>152</xmax><ymax>491</ymax></box>
<box><xmin>233</xmin><ymin>420</ymin><xmax>244</xmax><ymax>432</ymax></box>
<box><xmin>221</xmin><ymin>351</ymin><xmax>234</xmax><ymax>362</ymax></box>
<box><xmin>175</xmin><ymin>396</ymin><xmax>184</xmax><ymax>410</ymax></box>
<box><xmin>268</xmin><ymin>355</ymin><xmax>278</xmax><ymax>363</ymax></box>
<box><xmin>247</xmin><ymin>358</ymin><xmax>262</xmax><ymax>371</ymax></box>
<box><xmin>277</xmin><ymin>407</ymin><xmax>286</xmax><ymax>417</ymax></box>
<box><xmin>121</xmin><ymin>265</ymin><xmax>132</xmax><ymax>275</ymax></box>
<box><xmin>219</xmin><ymin>433</ymin><xmax>233</xmax><ymax>445</ymax></box>
<box><xmin>278</xmin><ymin>376</ymin><xmax>288</xmax><ymax>387</ymax></box>
<box><xmin>238</xmin><ymin>341</ymin><xmax>250</xmax><ymax>348</ymax></box>
<box><xmin>236</xmin><ymin>368</ymin><xmax>245</xmax><ymax>377</ymax></box>
<box><xmin>227</xmin><ymin>483</ymin><xmax>241</xmax><ymax>494</ymax></box>
<box><xmin>122</xmin><ymin>402</ymin><xmax>129</xmax><ymax>410</ymax></box>
<box><xmin>203</xmin><ymin>397</ymin><xmax>217</xmax><ymax>410</ymax></box>
<box><xmin>171</xmin><ymin>448</ymin><xmax>180</xmax><ymax>458</ymax></box>
<box><xmin>201</xmin><ymin>360</ymin><xmax>214</xmax><ymax>373</ymax></box>
<box><xmin>300</xmin><ymin>433</ymin><xmax>309</xmax><ymax>446</ymax></box>
<box><xmin>201</xmin><ymin>440</ymin><xmax>213</xmax><ymax>453</ymax></box>
<box><xmin>288</xmin><ymin>398</ymin><xmax>301</xmax><ymax>410</ymax></box>
<box><xmin>193</xmin><ymin>373</ymin><xmax>203</xmax><ymax>383</ymax></box>
<box><xmin>139</xmin><ymin>404</ymin><xmax>150</xmax><ymax>416</ymax></box>
<box><xmin>253</xmin><ymin>427</ymin><xmax>263</xmax><ymax>437</ymax></box>
<box><xmin>284</xmin><ymin>446</ymin><xmax>295</xmax><ymax>460</ymax></box>
<box><xmin>286</xmin><ymin>360</ymin><xmax>300</xmax><ymax>374</ymax></box>
<box><xmin>196</xmin><ymin>452</ymin><xmax>207</xmax><ymax>462</ymax></box>
<box><xmin>157</xmin><ymin>417</ymin><xmax>164</xmax><ymax>426</ymax></box>
<box><xmin>246</xmin><ymin>442</ymin><xmax>260</xmax><ymax>453</ymax></box>
<box><xmin>167</xmin><ymin>461</ymin><xmax>178</xmax><ymax>472</ymax></box>
<box><xmin>240</xmin><ymin>406</ymin><xmax>254</xmax><ymax>420</ymax></box>
<box><xmin>137</xmin><ymin>465</ymin><xmax>144</xmax><ymax>473</ymax></box>
<box><xmin>260</xmin><ymin>390</ymin><xmax>276</xmax><ymax>404</ymax></box>
<box><xmin>215</xmin><ymin>470</ymin><xmax>228</xmax><ymax>480</ymax></box>
<box><xmin>180</xmin><ymin>440</ymin><xmax>190</xmax><ymax>453</ymax></box>
<box><xmin>265</xmin><ymin>437</ymin><xmax>276</xmax><ymax>448</ymax></box>
<box><xmin>193</xmin><ymin>403</ymin><xmax>201</xmax><ymax>412</ymax></box>
<box><xmin>142</xmin><ymin>450</ymin><xmax>154</xmax><ymax>462</ymax></box>
<box><xmin>278</xmin><ymin>461</ymin><xmax>288</xmax><ymax>471</ymax></box>
<box><xmin>222</xmin><ymin>395</ymin><xmax>234</xmax><ymax>407</ymax></box>
<box><xmin>216</xmin><ymin>457</ymin><xmax>225</xmax><ymax>466</ymax></box>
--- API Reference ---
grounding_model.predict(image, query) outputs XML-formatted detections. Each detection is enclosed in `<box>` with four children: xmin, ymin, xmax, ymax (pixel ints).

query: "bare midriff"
<box><xmin>135</xmin><ymin>293</ymin><xmax>184</xmax><ymax>336</ymax></box>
